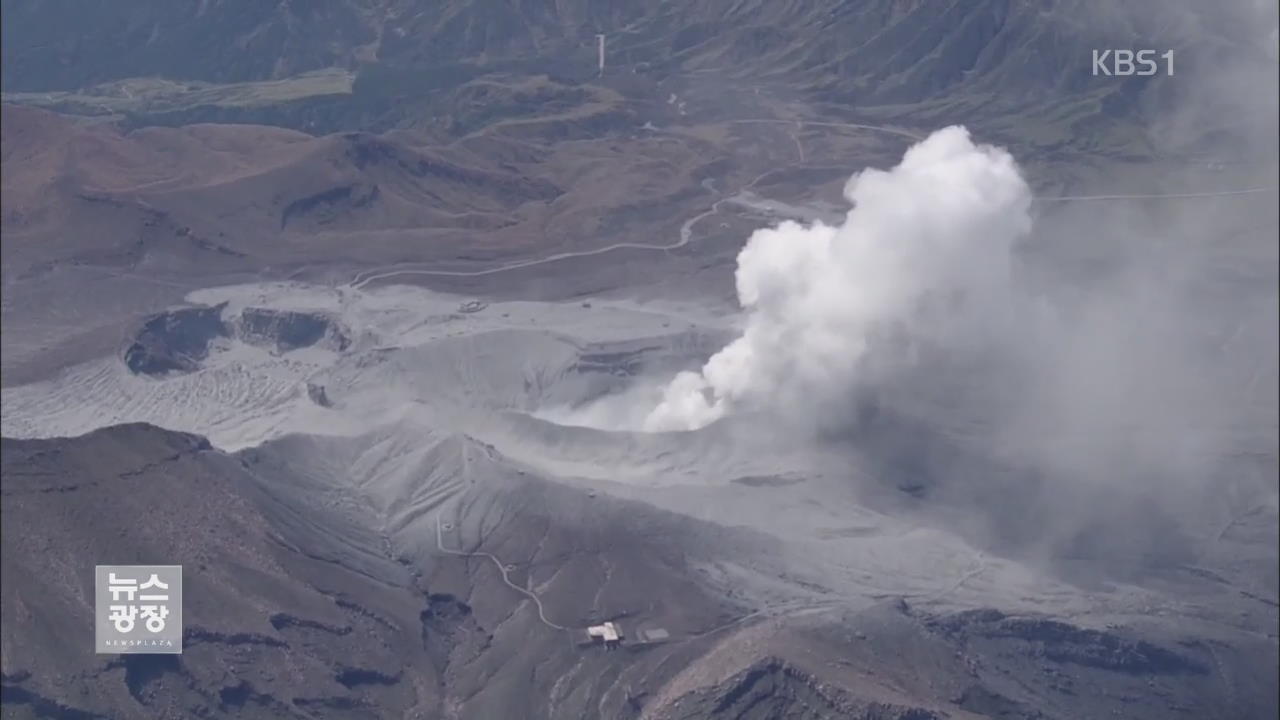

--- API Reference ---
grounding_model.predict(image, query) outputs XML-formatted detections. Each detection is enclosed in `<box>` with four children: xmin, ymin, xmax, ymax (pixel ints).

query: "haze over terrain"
<box><xmin>1</xmin><ymin>1</ymin><xmax>1277</xmax><ymax>719</ymax></box>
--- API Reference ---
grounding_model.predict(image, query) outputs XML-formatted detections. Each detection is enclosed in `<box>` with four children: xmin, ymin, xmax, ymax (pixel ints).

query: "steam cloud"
<box><xmin>643</xmin><ymin>126</ymin><xmax>1033</xmax><ymax>431</ymax></box>
<box><xmin>535</xmin><ymin>0</ymin><xmax>1275</xmax><ymax>580</ymax></box>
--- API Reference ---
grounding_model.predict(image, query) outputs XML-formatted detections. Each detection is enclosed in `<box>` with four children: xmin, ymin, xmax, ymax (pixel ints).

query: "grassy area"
<box><xmin>2</xmin><ymin>68</ymin><xmax>354</xmax><ymax>116</ymax></box>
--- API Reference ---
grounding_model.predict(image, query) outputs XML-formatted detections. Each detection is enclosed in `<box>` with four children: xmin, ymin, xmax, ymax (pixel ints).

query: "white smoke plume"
<box><xmin>532</xmin><ymin>0</ymin><xmax>1275</xmax><ymax>580</ymax></box>
<box><xmin>643</xmin><ymin>126</ymin><xmax>1033</xmax><ymax>431</ymax></box>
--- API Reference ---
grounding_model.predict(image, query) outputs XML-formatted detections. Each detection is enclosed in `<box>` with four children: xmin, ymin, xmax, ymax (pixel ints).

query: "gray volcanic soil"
<box><xmin>2</xmin><ymin>2</ymin><xmax>1277</xmax><ymax>718</ymax></box>
<box><xmin>2</xmin><ymin>127</ymin><xmax>1275</xmax><ymax>718</ymax></box>
<box><xmin>2</xmin><ymin>276</ymin><xmax>1276</xmax><ymax>719</ymax></box>
<box><xmin>4</xmin><ymin>420</ymin><xmax>1276</xmax><ymax>719</ymax></box>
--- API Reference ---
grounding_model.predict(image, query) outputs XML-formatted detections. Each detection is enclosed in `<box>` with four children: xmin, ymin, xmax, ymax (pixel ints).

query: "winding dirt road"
<box><xmin>348</xmin><ymin>118</ymin><xmax>1276</xmax><ymax>288</ymax></box>
<box><xmin>434</xmin><ymin>512</ymin><xmax>570</xmax><ymax>631</ymax></box>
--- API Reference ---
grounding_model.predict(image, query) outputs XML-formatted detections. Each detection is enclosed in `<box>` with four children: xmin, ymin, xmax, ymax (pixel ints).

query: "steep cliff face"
<box><xmin>235</xmin><ymin>307</ymin><xmax>351</xmax><ymax>353</ymax></box>
<box><xmin>123</xmin><ymin>303</ymin><xmax>230</xmax><ymax>375</ymax></box>
<box><xmin>123</xmin><ymin>304</ymin><xmax>351</xmax><ymax>376</ymax></box>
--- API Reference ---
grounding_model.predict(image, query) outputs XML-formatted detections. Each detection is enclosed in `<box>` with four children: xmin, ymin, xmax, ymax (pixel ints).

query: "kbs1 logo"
<box><xmin>95</xmin><ymin>565</ymin><xmax>183</xmax><ymax>654</ymax></box>
<box><xmin>1092</xmin><ymin>49</ymin><xmax>1175</xmax><ymax>76</ymax></box>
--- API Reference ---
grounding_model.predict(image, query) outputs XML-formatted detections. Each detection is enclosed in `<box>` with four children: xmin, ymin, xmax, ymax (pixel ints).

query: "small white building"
<box><xmin>585</xmin><ymin>622</ymin><xmax>622</xmax><ymax>649</ymax></box>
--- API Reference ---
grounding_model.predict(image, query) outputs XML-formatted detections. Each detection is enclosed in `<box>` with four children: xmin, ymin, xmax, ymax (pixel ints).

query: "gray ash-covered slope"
<box><xmin>3</xmin><ymin>424</ymin><xmax>1275</xmax><ymax>719</ymax></box>
<box><xmin>0</xmin><ymin>423</ymin><xmax>751</xmax><ymax>719</ymax></box>
<box><xmin>237</xmin><ymin>307</ymin><xmax>351</xmax><ymax>354</ymax></box>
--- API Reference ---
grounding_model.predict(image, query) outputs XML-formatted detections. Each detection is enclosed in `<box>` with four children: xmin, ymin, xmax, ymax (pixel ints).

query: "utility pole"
<box><xmin>596</xmin><ymin>34</ymin><xmax>605</xmax><ymax>77</ymax></box>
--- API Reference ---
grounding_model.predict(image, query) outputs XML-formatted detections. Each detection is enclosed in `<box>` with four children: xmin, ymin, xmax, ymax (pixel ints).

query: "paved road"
<box><xmin>729</xmin><ymin>117</ymin><xmax>925</xmax><ymax>141</ymax></box>
<box><xmin>351</xmin><ymin>180</ymin><xmax>1276</xmax><ymax>288</ymax></box>
<box><xmin>349</xmin><ymin>166</ymin><xmax>776</xmax><ymax>288</ymax></box>
<box><xmin>347</xmin><ymin>118</ymin><xmax>1276</xmax><ymax>288</ymax></box>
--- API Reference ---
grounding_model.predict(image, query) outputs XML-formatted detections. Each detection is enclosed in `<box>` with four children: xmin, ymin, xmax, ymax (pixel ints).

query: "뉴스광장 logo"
<box><xmin>95</xmin><ymin>565</ymin><xmax>183</xmax><ymax>654</ymax></box>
